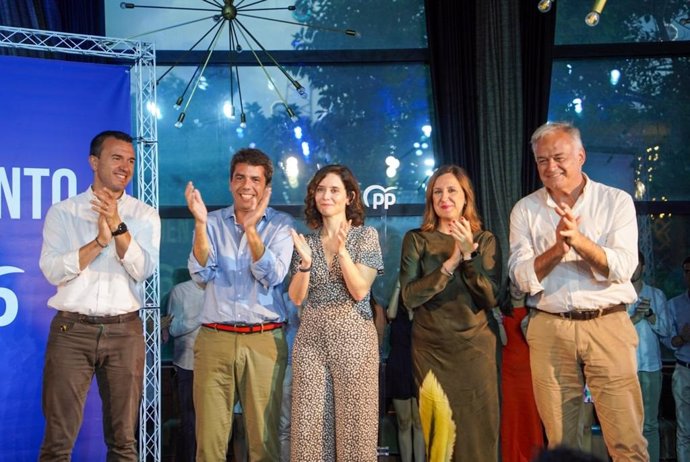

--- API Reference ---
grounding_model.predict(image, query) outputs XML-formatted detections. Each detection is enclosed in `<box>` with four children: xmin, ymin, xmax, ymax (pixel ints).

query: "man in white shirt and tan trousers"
<box><xmin>509</xmin><ymin>122</ymin><xmax>648</xmax><ymax>461</ymax></box>
<box><xmin>38</xmin><ymin>130</ymin><xmax>160</xmax><ymax>461</ymax></box>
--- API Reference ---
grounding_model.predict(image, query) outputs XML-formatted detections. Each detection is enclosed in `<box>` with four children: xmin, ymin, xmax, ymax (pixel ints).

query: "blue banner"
<box><xmin>0</xmin><ymin>55</ymin><xmax>131</xmax><ymax>461</ymax></box>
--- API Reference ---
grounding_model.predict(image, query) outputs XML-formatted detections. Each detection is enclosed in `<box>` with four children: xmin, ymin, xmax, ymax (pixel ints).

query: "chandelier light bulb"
<box><xmin>537</xmin><ymin>0</ymin><xmax>553</xmax><ymax>13</ymax></box>
<box><xmin>293</xmin><ymin>82</ymin><xmax>308</xmax><ymax>99</ymax></box>
<box><xmin>174</xmin><ymin>112</ymin><xmax>186</xmax><ymax>128</ymax></box>
<box><xmin>173</xmin><ymin>96</ymin><xmax>183</xmax><ymax>110</ymax></box>
<box><xmin>585</xmin><ymin>0</ymin><xmax>607</xmax><ymax>27</ymax></box>
<box><xmin>585</xmin><ymin>11</ymin><xmax>600</xmax><ymax>26</ymax></box>
<box><xmin>240</xmin><ymin>113</ymin><xmax>247</xmax><ymax>129</ymax></box>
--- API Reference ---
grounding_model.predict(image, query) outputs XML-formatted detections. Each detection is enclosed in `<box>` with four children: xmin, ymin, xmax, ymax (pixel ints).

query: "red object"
<box><xmin>500</xmin><ymin>307</ymin><xmax>545</xmax><ymax>462</ymax></box>
<box><xmin>202</xmin><ymin>322</ymin><xmax>284</xmax><ymax>334</ymax></box>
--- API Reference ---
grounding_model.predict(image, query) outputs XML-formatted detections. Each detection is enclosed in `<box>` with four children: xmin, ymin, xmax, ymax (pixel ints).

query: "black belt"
<box><xmin>203</xmin><ymin>322</ymin><xmax>284</xmax><ymax>334</ymax></box>
<box><xmin>677</xmin><ymin>360</ymin><xmax>690</xmax><ymax>369</ymax></box>
<box><xmin>57</xmin><ymin>310</ymin><xmax>140</xmax><ymax>324</ymax></box>
<box><xmin>536</xmin><ymin>303</ymin><xmax>626</xmax><ymax>321</ymax></box>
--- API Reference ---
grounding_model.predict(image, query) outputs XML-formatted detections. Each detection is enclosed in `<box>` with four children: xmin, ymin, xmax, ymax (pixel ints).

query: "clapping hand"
<box><xmin>243</xmin><ymin>187</ymin><xmax>272</xmax><ymax>230</ymax></box>
<box><xmin>635</xmin><ymin>297</ymin><xmax>651</xmax><ymax>317</ymax></box>
<box><xmin>290</xmin><ymin>229</ymin><xmax>313</xmax><ymax>269</ymax></box>
<box><xmin>335</xmin><ymin>220</ymin><xmax>351</xmax><ymax>255</ymax></box>
<box><xmin>555</xmin><ymin>203</ymin><xmax>583</xmax><ymax>249</ymax></box>
<box><xmin>449</xmin><ymin>217</ymin><xmax>478</xmax><ymax>257</ymax></box>
<box><xmin>92</xmin><ymin>187</ymin><xmax>122</xmax><ymax>233</ymax></box>
<box><xmin>185</xmin><ymin>182</ymin><xmax>208</xmax><ymax>224</ymax></box>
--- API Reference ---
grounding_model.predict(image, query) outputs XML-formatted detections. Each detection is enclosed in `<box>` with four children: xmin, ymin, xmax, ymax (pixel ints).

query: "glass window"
<box><xmin>643</xmin><ymin>215</ymin><xmax>690</xmax><ymax>299</ymax></box>
<box><xmin>554</xmin><ymin>0</ymin><xmax>690</xmax><ymax>45</ymax></box>
<box><xmin>106</xmin><ymin>0</ymin><xmax>427</xmax><ymax>50</ymax></box>
<box><xmin>155</xmin><ymin>63</ymin><xmax>435</xmax><ymax>206</ymax></box>
<box><xmin>547</xmin><ymin>57</ymin><xmax>690</xmax><ymax>200</ymax></box>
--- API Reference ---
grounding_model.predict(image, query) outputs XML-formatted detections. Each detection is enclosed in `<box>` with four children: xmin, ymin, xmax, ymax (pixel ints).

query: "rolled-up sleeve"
<box><xmin>120</xmin><ymin>207</ymin><xmax>160</xmax><ymax>283</ymax></box>
<box><xmin>594</xmin><ymin>191</ymin><xmax>638</xmax><ymax>283</ymax></box>
<box><xmin>508</xmin><ymin>201</ymin><xmax>544</xmax><ymax>296</ymax></box>
<box><xmin>188</xmin><ymin>224</ymin><xmax>217</xmax><ymax>285</ymax></box>
<box><xmin>250</xmin><ymin>215</ymin><xmax>294</xmax><ymax>288</ymax></box>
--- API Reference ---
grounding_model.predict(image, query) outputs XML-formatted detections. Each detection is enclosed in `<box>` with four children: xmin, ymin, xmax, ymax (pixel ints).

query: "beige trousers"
<box><xmin>526</xmin><ymin>310</ymin><xmax>648</xmax><ymax>462</ymax></box>
<box><xmin>193</xmin><ymin>326</ymin><xmax>287</xmax><ymax>462</ymax></box>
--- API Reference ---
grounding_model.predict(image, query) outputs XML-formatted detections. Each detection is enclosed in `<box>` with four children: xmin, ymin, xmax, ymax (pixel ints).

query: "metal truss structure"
<box><xmin>0</xmin><ymin>25</ymin><xmax>161</xmax><ymax>462</ymax></box>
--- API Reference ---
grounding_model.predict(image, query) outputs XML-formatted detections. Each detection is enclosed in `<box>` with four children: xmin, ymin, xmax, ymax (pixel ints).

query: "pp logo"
<box><xmin>363</xmin><ymin>185</ymin><xmax>397</xmax><ymax>210</ymax></box>
<box><xmin>0</xmin><ymin>266</ymin><xmax>24</xmax><ymax>327</ymax></box>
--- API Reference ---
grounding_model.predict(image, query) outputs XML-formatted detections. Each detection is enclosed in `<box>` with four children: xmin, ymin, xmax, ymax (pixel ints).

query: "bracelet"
<box><xmin>440</xmin><ymin>265</ymin><xmax>453</xmax><ymax>278</ymax></box>
<box><xmin>94</xmin><ymin>237</ymin><xmax>107</xmax><ymax>248</ymax></box>
<box><xmin>298</xmin><ymin>263</ymin><xmax>312</xmax><ymax>273</ymax></box>
<box><xmin>463</xmin><ymin>250</ymin><xmax>479</xmax><ymax>261</ymax></box>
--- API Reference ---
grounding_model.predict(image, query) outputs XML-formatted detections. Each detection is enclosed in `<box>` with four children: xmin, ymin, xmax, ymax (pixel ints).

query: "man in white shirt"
<box><xmin>38</xmin><ymin>131</ymin><xmax>160</xmax><ymax>461</ymax></box>
<box><xmin>165</xmin><ymin>270</ymin><xmax>205</xmax><ymax>462</ymax></box>
<box><xmin>627</xmin><ymin>252</ymin><xmax>671</xmax><ymax>462</ymax></box>
<box><xmin>667</xmin><ymin>256</ymin><xmax>690</xmax><ymax>462</ymax></box>
<box><xmin>508</xmin><ymin>122</ymin><xmax>647</xmax><ymax>461</ymax></box>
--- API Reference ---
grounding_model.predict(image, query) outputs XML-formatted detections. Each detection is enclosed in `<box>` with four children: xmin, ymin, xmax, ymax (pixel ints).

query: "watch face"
<box><xmin>113</xmin><ymin>222</ymin><xmax>128</xmax><ymax>236</ymax></box>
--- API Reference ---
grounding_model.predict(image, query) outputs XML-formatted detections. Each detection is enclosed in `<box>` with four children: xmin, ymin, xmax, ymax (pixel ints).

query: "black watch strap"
<box><xmin>111</xmin><ymin>222</ymin><xmax>128</xmax><ymax>237</ymax></box>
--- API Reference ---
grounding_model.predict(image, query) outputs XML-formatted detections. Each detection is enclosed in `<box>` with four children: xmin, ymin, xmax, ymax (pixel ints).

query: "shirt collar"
<box><xmin>542</xmin><ymin>173</ymin><xmax>590</xmax><ymax>209</ymax></box>
<box><xmin>86</xmin><ymin>186</ymin><xmax>129</xmax><ymax>203</ymax></box>
<box><xmin>223</xmin><ymin>204</ymin><xmax>271</xmax><ymax>225</ymax></box>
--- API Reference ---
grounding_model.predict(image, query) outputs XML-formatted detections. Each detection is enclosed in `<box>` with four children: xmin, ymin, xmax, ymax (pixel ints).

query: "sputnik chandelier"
<box><xmin>537</xmin><ymin>0</ymin><xmax>608</xmax><ymax>27</ymax></box>
<box><xmin>120</xmin><ymin>0</ymin><xmax>358</xmax><ymax>128</ymax></box>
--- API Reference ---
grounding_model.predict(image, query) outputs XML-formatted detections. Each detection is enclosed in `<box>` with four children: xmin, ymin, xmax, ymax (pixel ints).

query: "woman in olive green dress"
<box><xmin>399</xmin><ymin>165</ymin><xmax>501</xmax><ymax>462</ymax></box>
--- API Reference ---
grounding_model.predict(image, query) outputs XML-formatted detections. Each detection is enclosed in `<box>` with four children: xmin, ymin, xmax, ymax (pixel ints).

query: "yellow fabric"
<box><xmin>419</xmin><ymin>370</ymin><xmax>456</xmax><ymax>462</ymax></box>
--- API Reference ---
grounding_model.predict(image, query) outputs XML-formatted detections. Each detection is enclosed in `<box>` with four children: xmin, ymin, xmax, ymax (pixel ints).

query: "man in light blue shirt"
<box><xmin>627</xmin><ymin>252</ymin><xmax>672</xmax><ymax>462</ymax></box>
<box><xmin>668</xmin><ymin>256</ymin><xmax>690</xmax><ymax>462</ymax></box>
<box><xmin>185</xmin><ymin>148</ymin><xmax>294</xmax><ymax>461</ymax></box>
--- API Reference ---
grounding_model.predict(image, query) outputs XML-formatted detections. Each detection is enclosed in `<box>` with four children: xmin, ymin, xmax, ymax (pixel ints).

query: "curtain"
<box><xmin>519</xmin><ymin>1</ymin><xmax>557</xmax><ymax>196</ymax></box>
<box><xmin>0</xmin><ymin>0</ymin><xmax>103</xmax><ymax>35</ymax></box>
<box><xmin>427</xmin><ymin>0</ymin><xmax>524</xmax><ymax>265</ymax></box>
<box><xmin>475</xmin><ymin>0</ymin><xmax>523</xmax><ymax>265</ymax></box>
<box><xmin>425</xmin><ymin>0</ymin><xmax>481</xmax><ymax>192</ymax></box>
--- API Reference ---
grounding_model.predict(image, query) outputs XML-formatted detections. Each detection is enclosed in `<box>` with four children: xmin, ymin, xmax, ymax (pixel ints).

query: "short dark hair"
<box><xmin>532</xmin><ymin>446</ymin><xmax>604</xmax><ymax>462</ymax></box>
<box><xmin>230</xmin><ymin>148</ymin><xmax>273</xmax><ymax>184</ymax></box>
<box><xmin>303</xmin><ymin>164</ymin><xmax>365</xmax><ymax>229</ymax></box>
<box><xmin>89</xmin><ymin>130</ymin><xmax>133</xmax><ymax>158</ymax></box>
<box><xmin>683</xmin><ymin>256</ymin><xmax>690</xmax><ymax>267</ymax></box>
<box><xmin>638</xmin><ymin>251</ymin><xmax>645</xmax><ymax>266</ymax></box>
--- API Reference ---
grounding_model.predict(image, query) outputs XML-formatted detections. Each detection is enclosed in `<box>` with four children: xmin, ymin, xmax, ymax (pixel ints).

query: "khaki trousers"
<box><xmin>526</xmin><ymin>310</ymin><xmax>648</xmax><ymax>462</ymax></box>
<box><xmin>194</xmin><ymin>326</ymin><xmax>287</xmax><ymax>462</ymax></box>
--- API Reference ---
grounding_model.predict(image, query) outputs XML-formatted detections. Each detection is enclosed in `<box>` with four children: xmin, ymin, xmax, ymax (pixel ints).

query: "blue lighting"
<box><xmin>301</xmin><ymin>141</ymin><xmax>310</xmax><ymax>157</ymax></box>
<box><xmin>294</xmin><ymin>126</ymin><xmax>303</xmax><ymax>140</ymax></box>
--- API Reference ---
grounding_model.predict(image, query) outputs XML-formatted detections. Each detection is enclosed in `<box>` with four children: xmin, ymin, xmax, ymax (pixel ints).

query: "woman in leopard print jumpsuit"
<box><xmin>288</xmin><ymin>165</ymin><xmax>383</xmax><ymax>462</ymax></box>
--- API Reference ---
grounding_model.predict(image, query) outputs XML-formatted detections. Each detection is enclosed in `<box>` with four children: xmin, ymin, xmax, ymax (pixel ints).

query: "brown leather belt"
<box><xmin>57</xmin><ymin>310</ymin><xmax>140</xmax><ymax>324</ymax></box>
<box><xmin>536</xmin><ymin>303</ymin><xmax>626</xmax><ymax>321</ymax></box>
<box><xmin>203</xmin><ymin>322</ymin><xmax>284</xmax><ymax>334</ymax></box>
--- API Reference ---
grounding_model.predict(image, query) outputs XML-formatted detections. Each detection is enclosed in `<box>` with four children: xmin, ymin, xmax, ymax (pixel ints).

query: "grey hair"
<box><xmin>530</xmin><ymin>122</ymin><xmax>584</xmax><ymax>154</ymax></box>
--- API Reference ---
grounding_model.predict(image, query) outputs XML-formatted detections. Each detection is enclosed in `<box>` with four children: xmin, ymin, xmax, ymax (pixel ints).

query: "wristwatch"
<box><xmin>111</xmin><ymin>222</ymin><xmax>128</xmax><ymax>237</ymax></box>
